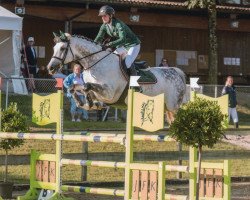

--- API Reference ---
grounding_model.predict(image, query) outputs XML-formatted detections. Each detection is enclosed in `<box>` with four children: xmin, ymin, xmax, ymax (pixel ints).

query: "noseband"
<box><xmin>51</xmin><ymin>41</ymin><xmax>112</xmax><ymax>70</ymax></box>
<box><xmin>52</xmin><ymin>42</ymin><xmax>74</xmax><ymax>65</ymax></box>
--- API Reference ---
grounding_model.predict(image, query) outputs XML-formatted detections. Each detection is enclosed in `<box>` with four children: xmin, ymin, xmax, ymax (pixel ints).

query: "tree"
<box><xmin>185</xmin><ymin>0</ymin><xmax>218</xmax><ymax>84</ymax></box>
<box><xmin>0</xmin><ymin>103</ymin><xmax>29</xmax><ymax>182</ymax></box>
<box><xmin>169</xmin><ymin>97</ymin><xmax>226</xmax><ymax>200</ymax></box>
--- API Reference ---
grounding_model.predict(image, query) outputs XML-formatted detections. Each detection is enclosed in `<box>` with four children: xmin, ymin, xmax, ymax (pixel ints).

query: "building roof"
<box><xmin>85</xmin><ymin>0</ymin><xmax>250</xmax><ymax>13</ymax></box>
<box><xmin>10</xmin><ymin>0</ymin><xmax>250</xmax><ymax>14</ymax></box>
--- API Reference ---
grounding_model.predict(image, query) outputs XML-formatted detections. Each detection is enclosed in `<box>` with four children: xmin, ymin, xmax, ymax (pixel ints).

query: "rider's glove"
<box><xmin>102</xmin><ymin>43</ymin><xmax>112</xmax><ymax>52</ymax></box>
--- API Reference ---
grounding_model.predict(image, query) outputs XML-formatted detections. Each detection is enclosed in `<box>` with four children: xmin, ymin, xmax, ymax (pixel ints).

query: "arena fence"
<box><xmin>1</xmin><ymin>77</ymin><xmax>250</xmax><ymax>124</ymax></box>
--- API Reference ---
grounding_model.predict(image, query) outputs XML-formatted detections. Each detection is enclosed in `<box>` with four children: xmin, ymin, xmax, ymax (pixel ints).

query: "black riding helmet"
<box><xmin>98</xmin><ymin>5</ymin><xmax>115</xmax><ymax>16</ymax></box>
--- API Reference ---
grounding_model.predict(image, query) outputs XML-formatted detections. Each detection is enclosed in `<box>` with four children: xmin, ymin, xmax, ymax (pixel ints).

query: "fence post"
<box><xmin>176</xmin><ymin>142</ymin><xmax>182</xmax><ymax>179</ymax></box>
<box><xmin>189</xmin><ymin>146</ymin><xmax>197</xmax><ymax>200</ymax></box>
<box><xmin>158</xmin><ymin>161</ymin><xmax>166</xmax><ymax>200</ymax></box>
<box><xmin>224</xmin><ymin>160</ymin><xmax>231</xmax><ymax>200</ymax></box>
<box><xmin>81</xmin><ymin>142</ymin><xmax>88</xmax><ymax>181</ymax></box>
<box><xmin>5</xmin><ymin>79</ymin><xmax>9</xmax><ymax>109</ymax></box>
<box><xmin>115</xmin><ymin>108</ymin><xmax>118</xmax><ymax>121</ymax></box>
<box><xmin>215</xmin><ymin>85</ymin><xmax>218</xmax><ymax>98</ymax></box>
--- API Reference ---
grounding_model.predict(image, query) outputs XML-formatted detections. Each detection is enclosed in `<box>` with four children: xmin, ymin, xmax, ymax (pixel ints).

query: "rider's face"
<box><xmin>102</xmin><ymin>14</ymin><xmax>111</xmax><ymax>23</ymax></box>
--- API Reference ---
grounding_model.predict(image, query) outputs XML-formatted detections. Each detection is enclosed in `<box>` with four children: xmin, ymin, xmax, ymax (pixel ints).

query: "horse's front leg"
<box><xmin>71</xmin><ymin>92</ymin><xmax>91</xmax><ymax>111</ymax></box>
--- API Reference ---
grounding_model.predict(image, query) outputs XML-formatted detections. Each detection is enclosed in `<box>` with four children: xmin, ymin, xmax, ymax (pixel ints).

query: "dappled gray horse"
<box><xmin>47</xmin><ymin>33</ymin><xmax>186</xmax><ymax>123</ymax></box>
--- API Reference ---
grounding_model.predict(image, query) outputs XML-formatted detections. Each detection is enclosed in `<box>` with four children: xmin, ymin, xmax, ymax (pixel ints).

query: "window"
<box><xmin>243</xmin><ymin>0</ymin><xmax>250</xmax><ymax>5</ymax></box>
<box><xmin>220</xmin><ymin>0</ymin><xmax>241</xmax><ymax>4</ymax></box>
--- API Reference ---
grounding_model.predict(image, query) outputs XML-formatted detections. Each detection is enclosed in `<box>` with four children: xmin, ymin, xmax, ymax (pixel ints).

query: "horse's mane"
<box><xmin>72</xmin><ymin>34</ymin><xmax>99</xmax><ymax>46</ymax></box>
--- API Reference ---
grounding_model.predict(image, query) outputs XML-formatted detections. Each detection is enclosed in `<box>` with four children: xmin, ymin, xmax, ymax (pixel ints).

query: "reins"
<box><xmin>52</xmin><ymin>40</ymin><xmax>113</xmax><ymax>70</ymax></box>
<box><xmin>82</xmin><ymin>50</ymin><xmax>113</xmax><ymax>70</ymax></box>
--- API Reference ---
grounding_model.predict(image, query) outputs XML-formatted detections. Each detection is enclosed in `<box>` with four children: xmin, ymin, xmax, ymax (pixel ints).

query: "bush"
<box><xmin>169</xmin><ymin>97</ymin><xmax>226</xmax><ymax>148</ymax></box>
<box><xmin>0</xmin><ymin>103</ymin><xmax>29</xmax><ymax>182</ymax></box>
<box><xmin>0</xmin><ymin>103</ymin><xmax>29</xmax><ymax>150</ymax></box>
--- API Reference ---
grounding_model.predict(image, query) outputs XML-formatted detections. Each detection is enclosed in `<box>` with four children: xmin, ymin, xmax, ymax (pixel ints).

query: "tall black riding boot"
<box><xmin>128</xmin><ymin>65</ymin><xmax>137</xmax><ymax>76</ymax></box>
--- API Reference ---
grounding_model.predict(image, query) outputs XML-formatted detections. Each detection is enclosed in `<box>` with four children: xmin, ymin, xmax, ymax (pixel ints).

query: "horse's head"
<box><xmin>47</xmin><ymin>31</ymin><xmax>103</xmax><ymax>74</ymax></box>
<box><xmin>47</xmin><ymin>31</ymin><xmax>74</xmax><ymax>75</ymax></box>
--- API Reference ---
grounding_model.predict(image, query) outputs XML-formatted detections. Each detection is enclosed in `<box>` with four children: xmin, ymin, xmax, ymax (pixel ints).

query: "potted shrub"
<box><xmin>0</xmin><ymin>103</ymin><xmax>29</xmax><ymax>199</ymax></box>
<box><xmin>169</xmin><ymin>97</ymin><xmax>226</xmax><ymax>200</ymax></box>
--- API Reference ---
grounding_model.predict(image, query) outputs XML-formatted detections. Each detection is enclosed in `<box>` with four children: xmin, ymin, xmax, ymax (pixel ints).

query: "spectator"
<box><xmin>36</xmin><ymin>66</ymin><xmax>51</xmax><ymax>79</ymax></box>
<box><xmin>25</xmin><ymin>37</ymin><xmax>38</xmax><ymax>77</ymax></box>
<box><xmin>222</xmin><ymin>76</ymin><xmax>239</xmax><ymax>128</ymax></box>
<box><xmin>159</xmin><ymin>58</ymin><xmax>169</xmax><ymax>67</ymax></box>
<box><xmin>63</xmin><ymin>64</ymin><xmax>88</xmax><ymax>122</ymax></box>
<box><xmin>22</xmin><ymin>36</ymin><xmax>37</xmax><ymax>92</ymax></box>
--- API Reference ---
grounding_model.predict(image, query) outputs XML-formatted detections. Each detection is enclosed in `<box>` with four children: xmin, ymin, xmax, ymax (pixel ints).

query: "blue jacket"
<box><xmin>63</xmin><ymin>73</ymin><xmax>84</xmax><ymax>98</ymax></box>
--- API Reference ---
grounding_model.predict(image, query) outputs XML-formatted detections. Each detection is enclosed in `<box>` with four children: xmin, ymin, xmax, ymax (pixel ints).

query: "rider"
<box><xmin>94</xmin><ymin>5</ymin><xmax>141</xmax><ymax>76</ymax></box>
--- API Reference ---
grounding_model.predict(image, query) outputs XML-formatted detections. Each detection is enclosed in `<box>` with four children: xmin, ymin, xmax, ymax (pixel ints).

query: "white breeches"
<box><xmin>228</xmin><ymin>107</ymin><xmax>238</xmax><ymax>123</ymax></box>
<box><xmin>114</xmin><ymin>44</ymin><xmax>141</xmax><ymax>68</ymax></box>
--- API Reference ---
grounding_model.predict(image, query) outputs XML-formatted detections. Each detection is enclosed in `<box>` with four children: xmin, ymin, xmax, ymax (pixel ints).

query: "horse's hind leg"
<box><xmin>166</xmin><ymin>111</ymin><xmax>175</xmax><ymax>125</ymax></box>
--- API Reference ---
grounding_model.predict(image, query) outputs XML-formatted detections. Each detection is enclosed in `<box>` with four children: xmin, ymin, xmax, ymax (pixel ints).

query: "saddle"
<box><xmin>108</xmin><ymin>58</ymin><xmax>157</xmax><ymax>108</ymax></box>
<box><xmin>120</xmin><ymin>59</ymin><xmax>157</xmax><ymax>84</ymax></box>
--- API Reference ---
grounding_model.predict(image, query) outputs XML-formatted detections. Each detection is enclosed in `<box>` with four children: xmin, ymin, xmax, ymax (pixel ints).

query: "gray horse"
<box><xmin>47</xmin><ymin>33</ymin><xmax>186</xmax><ymax>123</ymax></box>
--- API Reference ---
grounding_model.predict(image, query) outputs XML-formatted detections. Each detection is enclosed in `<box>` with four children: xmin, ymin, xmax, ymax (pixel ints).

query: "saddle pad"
<box><xmin>137</xmin><ymin>69</ymin><xmax>157</xmax><ymax>84</ymax></box>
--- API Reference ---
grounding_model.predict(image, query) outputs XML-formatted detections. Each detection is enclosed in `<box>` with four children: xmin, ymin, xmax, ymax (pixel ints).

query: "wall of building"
<box><xmin>4</xmin><ymin>3</ymin><xmax>249</xmax><ymax>84</ymax></box>
<box><xmin>23</xmin><ymin>16</ymin><xmax>64</xmax><ymax>68</ymax></box>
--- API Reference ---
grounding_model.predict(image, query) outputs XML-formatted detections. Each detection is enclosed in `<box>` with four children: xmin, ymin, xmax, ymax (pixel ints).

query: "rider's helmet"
<box><xmin>98</xmin><ymin>5</ymin><xmax>115</xmax><ymax>17</ymax></box>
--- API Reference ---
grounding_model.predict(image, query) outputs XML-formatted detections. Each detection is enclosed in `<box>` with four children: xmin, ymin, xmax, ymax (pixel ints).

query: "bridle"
<box><xmin>52</xmin><ymin>41</ymin><xmax>73</xmax><ymax>65</ymax></box>
<box><xmin>52</xmin><ymin>40</ymin><xmax>113</xmax><ymax>70</ymax></box>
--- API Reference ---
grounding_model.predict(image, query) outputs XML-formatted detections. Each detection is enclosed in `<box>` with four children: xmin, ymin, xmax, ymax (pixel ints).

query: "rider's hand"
<box><xmin>102</xmin><ymin>43</ymin><xmax>112</xmax><ymax>52</ymax></box>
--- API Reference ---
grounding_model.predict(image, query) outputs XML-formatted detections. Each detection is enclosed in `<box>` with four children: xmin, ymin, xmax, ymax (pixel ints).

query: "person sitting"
<box><xmin>94</xmin><ymin>5</ymin><xmax>141</xmax><ymax>76</ymax></box>
<box><xmin>36</xmin><ymin>66</ymin><xmax>51</xmax><ymax>79</ymax></box>
<box><xmin>159</xmin><ymin>58</ymin><xmax>170</xmax><ymax>67</ymax></box>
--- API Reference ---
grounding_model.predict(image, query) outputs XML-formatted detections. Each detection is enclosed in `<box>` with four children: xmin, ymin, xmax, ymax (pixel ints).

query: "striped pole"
<box><xmin>61</xmin><ymin>159</ymin><xmax>189</xmax><ymax>173</ymax></box>
<box><xmin>0</xmin><ymin>132</ymin><xmax>124</xmax><ymax>143</ymax></box>
<box><xmin>85</xmin><ymin>132</ymin><xmax>176</xmax><ymax>142</ymax></box>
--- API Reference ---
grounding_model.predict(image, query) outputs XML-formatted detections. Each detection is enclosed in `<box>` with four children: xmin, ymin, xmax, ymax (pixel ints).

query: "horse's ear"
<box><xmin>53</xmin><ymin>32</ymin><xmax>59</xmax><ymax>38</ymax></box>
<box><xmin>53</xmin><ymin>32</ymin><xmax>61</xmax><ymax>43</ymax></box>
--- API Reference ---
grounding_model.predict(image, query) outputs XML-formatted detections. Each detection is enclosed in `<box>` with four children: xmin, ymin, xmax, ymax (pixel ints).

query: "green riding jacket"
<box><xmin>94</xmin><ymin>18</ymin><xmax>141</xmax><ymax>49</ymax></box>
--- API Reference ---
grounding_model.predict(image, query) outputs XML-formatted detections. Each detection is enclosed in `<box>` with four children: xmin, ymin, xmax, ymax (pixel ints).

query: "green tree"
<box><xmin>169</xmin><ymin>97</ymin><xmax>226</xmax><ymax>200</ymax></box>
<box><xmin>185</xmin><ymin>0</ymin><xmax>218</xmax><ymax>84</ymax></box>
<box><xmin>0</xmin><ymin>103</ymin><xmax>29</xmax><ymax>182</ymax></box>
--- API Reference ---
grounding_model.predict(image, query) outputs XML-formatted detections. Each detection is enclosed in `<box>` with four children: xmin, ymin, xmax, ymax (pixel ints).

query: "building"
<box><xmin>2</xmin><ymin>0</ymin><xmax>250</xmax><ymax>84</ymax></box>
